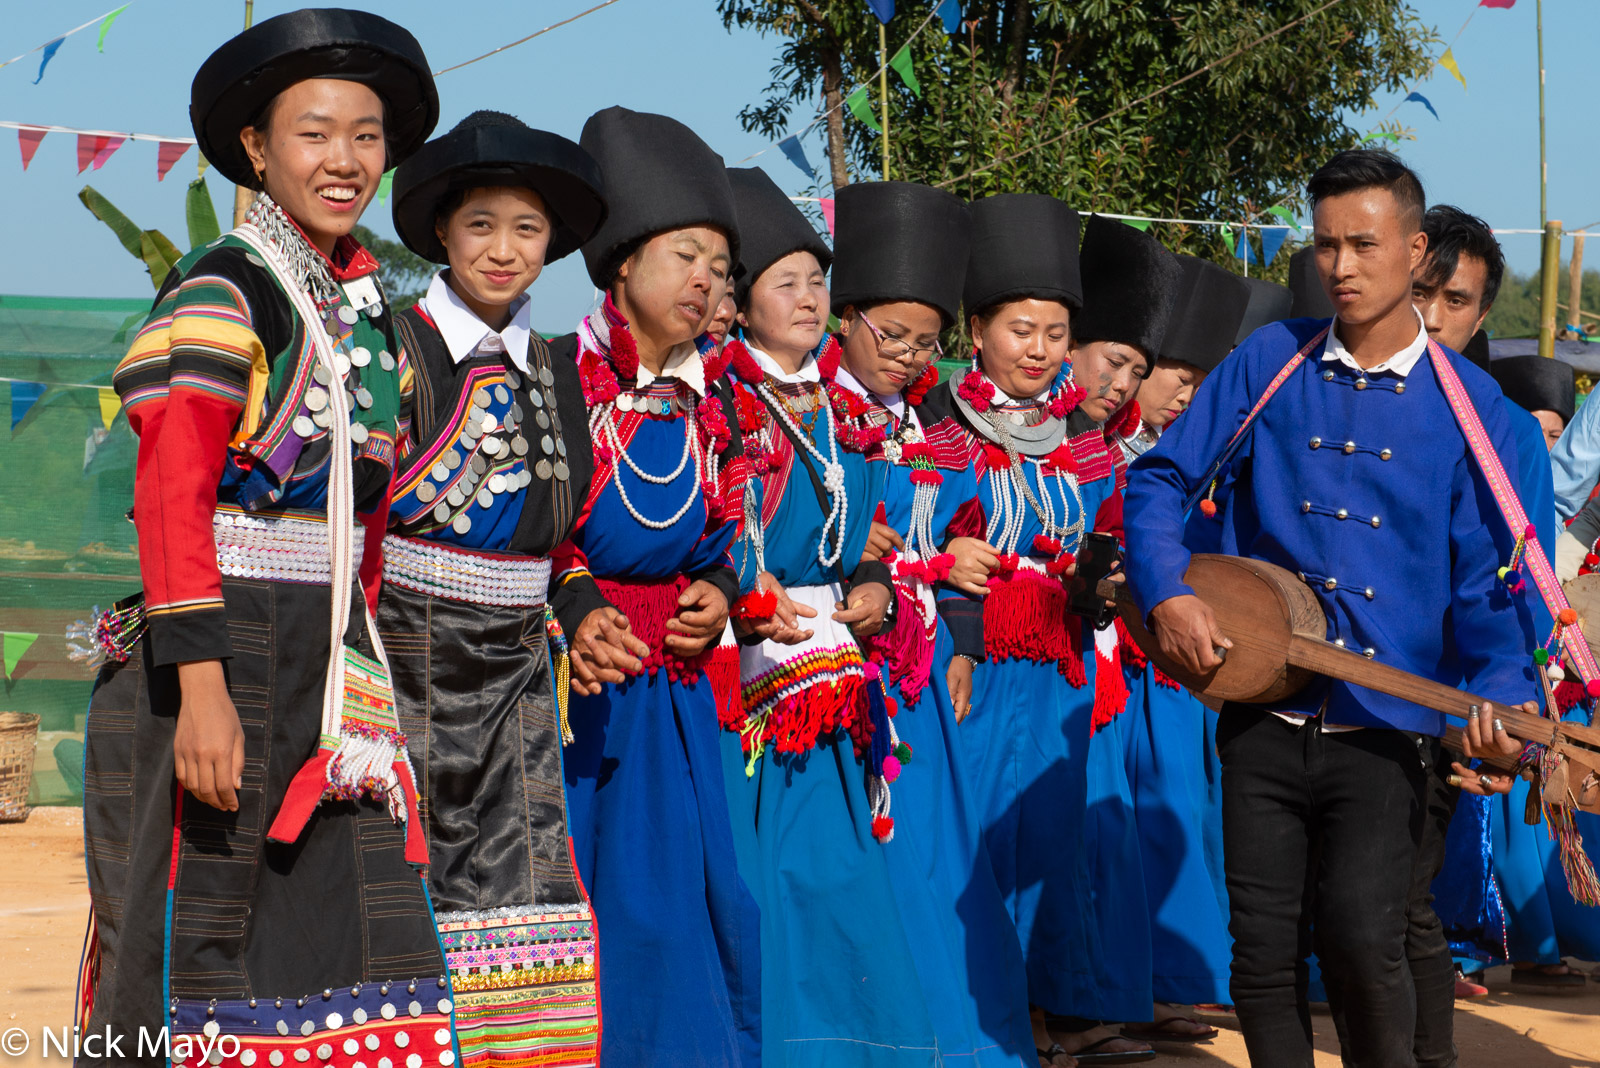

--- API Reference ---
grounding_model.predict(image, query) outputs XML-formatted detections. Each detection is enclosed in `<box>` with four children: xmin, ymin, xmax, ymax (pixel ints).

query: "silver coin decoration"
<box><xmin>512</xmin><ymin>437</ymin><xmax>529</xmax><ymax>456</ymax></box>
<box><xmin>447</xmin><ymin>488</ymin><xmax>465</xmax><ymax>508</ymax></box>
<box><xmin>476</xmin><ymin>488</ymin><xmax>494</xmax><ymax>510</ymax></box>
<box><xmin>505</xmin><ymin>368</ymin><xmax>521</xmax><ymax>389</ymax></box>
<box><xmin>528</xmin><ymin>387</ymin><xmax>544</xmax><ymax>408</ymax></box>
<box><xmin>494</xmin><ymin>385</ymin><xmax>510</xmax><ymax>405</ymax></box>
<box><xmin>535</xmin><ymin>459</ymin><xmax>553</xmax><ymax>480</ymax></box>
<box><xmin>350</xmin><ymin>422</ymin><xmax>370</xmax><ymax>445</ymax></box>
<box><xmin>313</xmin><ymin>364</ymin><xmax>332</xmax><ymax>386</ymax></box>
<box><xmin>292</xmin><ymin>415</ymin><xmax>316</xmax><ymax>438</ymax></box>
<box><xmin>473</xmin><ymin>388</ymin><xmax>491</xmax><ymax>407</ymax></box>
<box><xmin>431</xmin><ymin>462</ymin><xmax>449</xmax><ymax>482</ymax></box>
<box><xmin>350</xmin><ymin>347</ymin><xmax>371</xmax><ymax>368</ymax></box>
<box><xmin>536</xmin><ymin>410</ymin><xmax>550</xmax><ymax>430</ymax></box>
<box><xmin>452</xmin><ymin>514</ymin><xmax>472</xmax><ymax>535</ymax></box>
<box><xmin>334</xmin><ymin>353</ymin><xmax>351</xmax><ymax>377</ymax></box>
<box><xmin>553</xmin><ymin>460</ymin><xmax>570</xmax><ymax>481</ymax></box>
<box><xmin>488</xmin><ymin>474</ymin><xmax>506</xmax><ymax>494</ymax></box>
<box><xmin>433</xmin><ymin>502</ymin><xmax>451</xmax><ymax>524</ymax></box>
<box><xmin>356</xmin><ymin>388</ymin><xmax>374</xmax><ymax>409</ymax></box>
<box><xmin>379</xmin><ymin>350</ymin><xmax>395</xmax><ymax>372</ymax></box>
<box><xmin>312</xmin><ymin>409</ymin><xmax>333</xmax><ymax>429</ymax></box>
<box><xmin>541</xmin><ymin>435</ymin><xmax>554</xmax><ymax>455</ymax></box>
<box><xmin>337</xmin><ymin>305</ymin><xmax>359</xmax><ymax>326</ymax></box>
<box><xmin>416</xmin><ymin>482</ymin><xmax>436</xmax><ymax>503</ymax></box>
<box><xmin>305</xmin><ymin>387</ymin><xmax>329</xmax><ymax>412</ymax></box>
<box><xmin>540</xmin><ymin>367</ymin><xmax>554</xmax><ymax>387</ymax></box>
<box><xmin>443</xmin><ymin>449</ymin><xmax>461</xmax><ymax>470</ymax></box>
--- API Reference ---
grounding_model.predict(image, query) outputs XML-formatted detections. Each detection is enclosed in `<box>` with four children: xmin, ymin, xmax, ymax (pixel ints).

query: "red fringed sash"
<box><xmin>595</xmin><ymin>576</ymin><xmax>715</xmax><ymax>682</ymax></box>
<box><xmin>865</xmin><ymin>581</ymin><xmax>936</xmax><ymax>707</ymax></box>
<box><xmin>982</xmin><ymin>567</ymin><xmax>1086</xmax><ymax>686</ymax></box>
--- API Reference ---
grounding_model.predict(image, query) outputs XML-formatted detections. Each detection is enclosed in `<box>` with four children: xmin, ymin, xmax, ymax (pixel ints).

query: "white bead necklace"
<box><xmin>982</xmin><ymin>413</ymin><xmax>1085</xmax><ymax>555</ymax></box>
<box><xmin>761</xmin><ymin>382</ymin><xmax>847</xmax><ymax>568</ymax></box>
<box><xmin>591</xmin><ymin>402</ymin><xmax>704</xmax><ymax>531</ymax></box>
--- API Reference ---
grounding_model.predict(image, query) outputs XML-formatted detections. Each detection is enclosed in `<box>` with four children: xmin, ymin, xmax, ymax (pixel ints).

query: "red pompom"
<box><xmin>905</xmin><ymin>363</ymin><xmax>940</xmax><ymax>405</ymax></box>
<box><xmin>1587</xmin><ymin>679</ymin><xmax>1600</xmax><ymax>699</ymax></box>
<box><xmin>1199</xmin><ymin>499</ymin><xmax>1218</xmax><ymax>518</ymax></box>
<box><xmin>1560</xmin><ymin>608</ymin><xmax>1578</xmax><ymax>626</ymax></box>
<box><xmin>871</xmin><ymin>816</ymin><xmax>895</xmax><ymax>840</ymax></box>
<box><xmin>1586</xmin><ymin>553</ymin><xmax>1599</xmax><ymax>567</ymax></box>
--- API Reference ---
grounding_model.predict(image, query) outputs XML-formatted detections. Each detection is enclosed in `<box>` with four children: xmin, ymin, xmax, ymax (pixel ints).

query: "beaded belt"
<box><xmin>214</xmin><ymin>509</ymin><xmax>364</xmax><ymax>585</ymax></box>
<box><xmin>382</xmin><ymin>534</ymin><xmax>551</xmax><ymax>607</ymax></box>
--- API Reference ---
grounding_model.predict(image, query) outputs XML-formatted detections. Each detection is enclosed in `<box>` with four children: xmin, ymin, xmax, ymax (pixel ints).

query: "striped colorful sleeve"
<box><xmin>116</xmin><ymin>266</ymin><xmax>268</xmax><ymax>665</ymax></box>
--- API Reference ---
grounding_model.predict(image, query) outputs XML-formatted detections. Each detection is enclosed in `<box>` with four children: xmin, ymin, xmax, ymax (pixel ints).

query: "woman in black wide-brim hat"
<box><xmin>547</xmin><ymin>106</ymin><xmax>761</xmax><ymax>1068</ymax></box>
<box><xmin>82</xmin><ymin>9</ymin><xmax>448</xmax><ymax>1064</ymax></box>
<box><xmin>378</xmin><ymin>109</ymin><xmax>608</xmax><ymax>1065</ymax></box>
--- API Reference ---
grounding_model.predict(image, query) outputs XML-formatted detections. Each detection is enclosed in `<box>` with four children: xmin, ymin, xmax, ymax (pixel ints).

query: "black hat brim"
<box><xmin>393</xmin><ymin>125</ymin><xmax>607</xmax><ymax>265</ymax></box>
<box><xmin>191</xmin><ymin>8</ymin><xmax>438</xmax><ymax>190</ymax></box>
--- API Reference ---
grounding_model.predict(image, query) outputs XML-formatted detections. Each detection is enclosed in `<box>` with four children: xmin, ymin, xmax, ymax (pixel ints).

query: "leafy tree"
<box><xmin>720</xmin><ymin>0</ymin><xmax>1437</xmax><ymax>273</ymax></box>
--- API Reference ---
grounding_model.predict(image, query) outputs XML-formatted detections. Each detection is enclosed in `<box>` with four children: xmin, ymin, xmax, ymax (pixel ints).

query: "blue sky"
<box><xmin>0</xmin><ymin>0</ymin><xmax>1589</xmax><ymax>327</ymax></box>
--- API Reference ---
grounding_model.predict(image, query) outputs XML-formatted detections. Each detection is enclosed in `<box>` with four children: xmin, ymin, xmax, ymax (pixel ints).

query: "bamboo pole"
<box><xmin>231</xmin><ymin>0</ymin><xmax>256</xmax><ymax>227</ymax></box>
<box><xmin>1569</xmin><ymin>233</ymin><xmax>1587</xmax><ymax>337</ymax></box>
<box><xmin>1540</xmin><ymin>219</ymin><xmax>1563</xmax><ymax>359</ymax></box>
<box><xmin>878</xmin><ymin>21</ymin><xmax>890</xmax><ymax>180</ymax></box>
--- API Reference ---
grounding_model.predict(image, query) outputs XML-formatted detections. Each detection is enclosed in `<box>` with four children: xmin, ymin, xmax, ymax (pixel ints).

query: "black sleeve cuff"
<box><xmin>690</xmin><ymin>563</ymin><xmax>741</xmax><ymax>614</ymax></box>
<box><xmin>848</xmin><ymin>558</ymin><xmax>892</xmax><ymax>593</ymax></box>
<box><xmin>1570</xmin><ymin>497</ymin><xmax>1600</xmax><ymax>549</ymax></box>
<box><xmin>146</xmin><ymin>607</ymin><xmax>234</xmax><ymax>666</ymax></box>
<box><xmin>938</xmin><ymin>596</ymin><xmax>985</xmax><ymax>661</ymax></box>
<box><xmin>551</xmin><ymin>572</ymin><xmax>611</xmax><ymax>644</ymax></box>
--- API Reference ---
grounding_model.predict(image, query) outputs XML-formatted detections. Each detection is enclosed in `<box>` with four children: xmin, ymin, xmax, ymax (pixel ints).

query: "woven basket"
<box><xmin>0</xmin><ymin>712</ymin><xmax>40</xmax><ymax>822</ymax></box>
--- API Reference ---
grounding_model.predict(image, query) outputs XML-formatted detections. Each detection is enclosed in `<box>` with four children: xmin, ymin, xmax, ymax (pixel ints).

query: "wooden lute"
<box><xmin>1105</xmin><ymin>554</ymin><xmax>1600</xmax><ymax>814</ymax></box>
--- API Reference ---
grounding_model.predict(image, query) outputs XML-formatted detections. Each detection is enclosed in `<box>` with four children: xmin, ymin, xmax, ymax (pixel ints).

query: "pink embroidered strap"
<box><xmin>1182</xmin><ymin>327</ymin><xmax>1328</xmax><ymax>512</ymax></box>
<box><xmin>1427</xmin><ymin>338</ymin><xmax>1600</xmax><ymax>689</ymax></box>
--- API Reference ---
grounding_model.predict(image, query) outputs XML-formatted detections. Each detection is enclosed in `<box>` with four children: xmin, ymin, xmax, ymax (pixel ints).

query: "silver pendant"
<box><xmin>304</xmin><ymin>386</ymin><xmax>329</xmax><ymax>412</ymax></box>
<box><xmin>443</xmin><ymin>449</ymin><xmax>461</xmax><ymax>470</ymax></box>
<box><xmin>349</xmin><ymin>346</ymin><xmax>371</xmax><ymax>368</ymax></box>
<box><xmin>337</xmin><ymin>304</ymin><xmax>359</xmax><ymax>326</ymax></box>
<box><xmin>452</xmin><ymin>514</ymin><xmax>472</xmax><ymax>535</ymax></box>
<box><xmin>494</xmin><ymin>385</ymin><xmax>510</xmax><ymax>405</ymax></box>
<box><xmin>433</xmin><ymin>502</ymin><xmax>452</xmax><ymax>524</ymax></box>
<box><xmin>430</xmin><ymin>462</ymin><xmax>449</xmax><ymax>482</ymax></box>
<box><xmin>292</xmin><ymin>415</ymin><xmax>316</xmax><ymax>438</ymax></box>
<box><xmin>505</xmin><ymin>368</ymin><xmax>521</xmax><ymax>389</ymax></box>
<box><xmin>488</xmin><ymin>474</ymin><xmax>506</xmax><ymax>494</ymax></box>
<box><xmin>539</xmin><ymin>366</ymin><xmax>554</xmax><ymax>387</ymax></box>
<box><xmin>476</xmin><ymin>487</ymin><xmax>494</xmax><ymax>509</ymax></box>
<box><xmin>535</xmin><ymin>459</ymin><xmax>553</xmax><ymax>480</ymax></box>
<box><xmin>415</xmin><ymin>482</ymin><xmax>436</xmax><ymax>503</ymax></box>
<box><xmin>378</xmin><ymin>350</ymin><xmax>395</xmax><ymax>372</ymax></box>
<box><xmin>553</xmin><ymin>460</ymin><xmax>569</xmax><ymax>481</ymax></box>
<box><xmin>473</xmin><ymin>387</ymin><xmax>491</xmax><ymax>407</ymax></box>
<box><xmin>349</xmin><ymin>421</ymin><xmax>370</xmax><ymax>445</ymax></box>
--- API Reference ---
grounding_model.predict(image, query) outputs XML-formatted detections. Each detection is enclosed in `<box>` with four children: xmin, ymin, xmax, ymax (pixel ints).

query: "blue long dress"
<box><xmin>724</xmin><ymin>340</ymin><xmax>941</xmax><ymax>1067</ymax></box>
<box><xmin>924</xmin><ymin>379</ymin><xmax>1114</xmax><ymax>1019</ymax></box>
<box><xmin>840</xmin><ymin>373</ymin><xmax>1034</xmax><ymax>1066</ymax></box>
<box><xmin>553</xmin><ymin>305</ymin><xmax>762</xmax><ymax>1068</ymax></box>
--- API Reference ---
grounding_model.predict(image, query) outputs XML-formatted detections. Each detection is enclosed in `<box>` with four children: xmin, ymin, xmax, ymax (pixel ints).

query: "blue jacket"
<box><xmin>1125</xmin><ymin>318</ymin><xmax>1539</xmax><ymax>735</ymax></box>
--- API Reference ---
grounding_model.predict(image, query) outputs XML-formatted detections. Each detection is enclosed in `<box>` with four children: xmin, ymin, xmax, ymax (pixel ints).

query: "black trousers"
<box><xmin>1331</xmin><ymin>745</ymin><xmax>1461</xmax><ymax>1068</ymax></box>
<box><xmin>1217</xmin><ymin>706</ymin><xmax>1429</xmax><ymax>1068</ymax></box>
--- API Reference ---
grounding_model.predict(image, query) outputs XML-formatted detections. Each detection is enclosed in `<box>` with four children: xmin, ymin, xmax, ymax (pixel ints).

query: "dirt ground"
<box><xmin>0</xmin><ymin>808</ymin><xmax>1593</xmax><ymax>1067</ymax></box>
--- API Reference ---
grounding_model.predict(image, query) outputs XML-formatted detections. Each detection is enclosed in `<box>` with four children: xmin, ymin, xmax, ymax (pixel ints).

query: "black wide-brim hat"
<box><xmin>830</xmin><ymin>181</ymin><xmax>971</xmax><ymax>328</ymax></box>
<box><xmin>191</xmin><ymin>8</ymin><xmax>438</xmax><ymax>191</ymax></box>
<box><xmin>1288</xmin><ymin>246</ymin><xmax>1335</xmax><ymax>319</ymax></box>
<box><xmin>964</xmin><ymin>193</ymin><xmax>1082</xmax><ymax>315</ymax></box>
<box><xmin>1235</xmin><ymin>276</ymin><xmax>1293</xmax><ymax>346</ymax></box>
<box><xmin>579</xmin><ymin>106</ymin><xmax>739</xmax><ymax>289</ymax></box>
<box><xmin>1461</xmin><ymin>329</ymin><xmax>1492</xmax><ymax>372</ymax></box>
<box><xmin>1072</xmin><ymin>214</ymin><xmax>1182</xmax><ymax>357</ymax></box>
<box><xmin>1491</xmin><ymin>353</ymin><xmax>1576</xmax><ymax>423</ymax></box>
<box><xmin>1161</xmin><ymin>256</ymin><xmax>1251</xmax><ymax>373</ymax></box>
<box><xmin>726</xmin><ymin>166</ymin><xmax>831</xmax><ymax>305</ymax></box>
<box><xmin>392</xmin><ymin>111</ymin><xmax>607</xmax><ymax>265</ymax></box>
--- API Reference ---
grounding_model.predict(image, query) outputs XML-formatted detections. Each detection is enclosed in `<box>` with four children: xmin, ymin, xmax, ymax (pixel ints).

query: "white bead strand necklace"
<box><xmin>591</xmin><ymin>402</ymin><xmax>705</xmax><ymax>531</ymax></box>
<box><xmin>760</xmin><ymin>382</ymin><xmax>847</xmax><ymax>568</ymax></box>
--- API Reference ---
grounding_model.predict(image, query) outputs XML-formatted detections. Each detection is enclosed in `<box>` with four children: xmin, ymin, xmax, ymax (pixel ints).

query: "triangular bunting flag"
<box><xmin>1234</xmin><ymin>229</ymin><xmax>1257</xmax><ymax>265</ymax></box>
<box><xmin>98</xmin><ymin>4</ymin><xmax>131</xmax><ymax>51</ymax></box>
<box><xmin>10</xmin><ymin>381</ymin><xmax>44</xmax><ymax>432</ymax></box>
<box><xmin>78</xmin><ymin>134</ymin><xmax>109</xmax><ymax>173</ymax></box>
<box><xmin>846</xmin><ymin>86</ymin><xmax>882</xmax><ymax>131</ymax></box>
<box><xmin>17</xmin><ymin>127</ymin><xmax>46</xmax><ymax>170</ymax></box>
<box><xmin>34</xmin><ymin>37</ymin><xmax>64</xmax><ymax>84</ymax></box>
<box><xmin>1122</xmin><ymin>218</ymin><xmax>1151</xmax><ymax>232</ymax></box>
<box><xmin>1439</xmin><ymin>48</ymin><xmax>1467</xmax><ymax>91</ymax></box>
<box><xmin>92</xmin><ymin>136</ymin><xmax>126</xmax><ymax>170</ymax></box>
<box><xmin>98</xmin><ymin>387</ymin><xmax>121</xmax><ymax>429</ymax></box>
<box><xmin>156</xmin><ymin>140</ymin><xmax>191</xmax><ymax>181</ymax></box>
<box><xmin>863</xmin><ymin>0</ymin><xmax>894</xmax><ymax>22</ymax></box>
<box><xmin>778</xmin><ymin>136</ymin><xmax>816</xmax><ymax>180</ymax></box>
<box><xmin>1479</xmin><ymin>0</ymin><xmax>1516</xmax><ymax>8</ymax></box>
<box><xmin>938</xmin><ymin>0</ymin><xmax>962</xmax><ymax>32</ymax></box>
<box><xmin>197</xmin><ymin>153</ymin><xmax>209</xmax><ymax>179</ymax></box>
<box><xmin>1260</xmin><ymin>226</ymin><xmax>1291</xmax><ymax>266</ymax></box>
<box><xmin>1405</xmin><ymin>91</ymin><xmax>1439</xmax><ymax>120</ymax></box>
<box><xmin>376</xmin><ymin>169</ymin><xmax>396</xmax><ymax>204</ymax></box>
<box><xmin>818</xmin><ymin>197</ymin><xmax>836</xmax><ymax>236</ymax></box>
<box><xmin>889</xmin><ymin>45</ymin><xmax>921</xmax><ymax>98</ymax></box>
<box><xmin>1220</xmin><ymin>223</ymin><xmax>1234</xmax><ymax>249</ymax></box>
<box><xmin>2</xmin><ymin>632</ymin><xmax>38</xmax><ymax>680</ymax></box>
<box><xmin>1267</xmin><ymin>206</ymin><xmax>1300</xmax><ymax>230</ymax></box>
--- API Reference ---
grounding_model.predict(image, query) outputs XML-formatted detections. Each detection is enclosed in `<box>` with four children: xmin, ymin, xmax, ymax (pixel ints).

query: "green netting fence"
<box><xmin>1</xmin><ymin>294</ymin><xmax>149</xmax><ymax>808</ymax></box>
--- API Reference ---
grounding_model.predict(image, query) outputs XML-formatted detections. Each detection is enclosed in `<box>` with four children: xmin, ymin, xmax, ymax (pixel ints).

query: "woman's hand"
<box><xmin>862</xmin><ymin>523</ymin><xmax>904</xmax><ymax>562</ymax></box>
<box><xmin>732</xmin><ymin>573</ymin><xmax>817</xmax><ymax>646</ymax></box>
<box><xmin>173</xmin><ymin>659</ymin><xmax>245</xmax><ymax>812</ymax></box>
<box><xmin>665</xmin><ymin>580</ymin><xmax>730</xmax><ymax>658</ymax></box>
<box><xmin>834</xmin><ymin>582</ymin><xmax>891</xmax><ymax>637</ymax></box>
<box><xmin>570</xmin><ymin>607</ymin><xmax>650</xmax><ymax>696</ymax></box>
<box><xmin>945</xmin><ymin>537</ymin><xmax>998</xmax><ymax>597</ymax></box>
<box><xmin>947</xmin><ymin>656</ymin><xmax>975</xmax><ymax>723</ymax></box>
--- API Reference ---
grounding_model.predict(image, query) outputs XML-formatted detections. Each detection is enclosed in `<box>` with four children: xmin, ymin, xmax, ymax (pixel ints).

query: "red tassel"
<box><xmin>707</xmin><ymin>642</ymin><xmax>744</xmax><ymax>731</ymax></box>
<box><xmin>394</xmin><ymin>760</ymin><xmax>429</xmax><ymax>867</ymax></box>
<box><xmin>865</xmin><ymin>583</ymin><xmax>935</xmax><ymax>707</ymax></box>
<box><xmin>871</xmin><ymin>815</ymin><xmax>895</xmax><ymax>840</ymax></box>
<box><xmin>266</xmin><ymin>750</ymin><xmax>333</xmax><ymax>845</ymax></box>
<box><xmin>983</xmin><ymin>570</ymin><xmax>1085</xmax><ymax>686</ymax></box>
<box><xmin>1091</xmin><ymin>638</ymin><xmax>1130</xmax><ymax>736</ymax></box>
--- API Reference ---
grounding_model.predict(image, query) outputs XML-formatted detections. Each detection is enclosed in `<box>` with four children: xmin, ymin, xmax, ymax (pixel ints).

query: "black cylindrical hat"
<box><xmin>578</xmin><ymin>107</ymin><xmax>739</xmax><ymax>288</ymax></box>
<box><xmin>1288</xmin><ymin>246</ymin><xmax>1335</xmax><ymax>319</ymax></box>
<box><xmin>963</xmin><ymin>193</ymin><xmax>1083</xmax><ymax>316</ymax></box>
<box><xmin>1491</xmin><ymin>353</ymin><xmax>1576</xmax><ymax>424</ymax></box>
<box><xmin>830</xmin><ymin>181</ymin><xmax>971</xmax><ymax>328</ymax></box>
<box><xmin>1072</xmin><ymin>214</ymin><xmax>1182</xmax><ymax>356</ymax></box>
<box><xmin>1234</xmin><ymin>277</ymin><xmax>1292</xmax><ymax>346</ymax></box>
<box><xmin>726</xmin><ymin>167</ymin><xmax>831</xmax><ymax>304</ymax></box>
<box><xmin>1160</xmin><ymin>256</ymin><xmax>1252</xmax><ymax>373</ymax></box>
<box><xmin>1461</xmin><ymin>328</ymin><xmax>1492</xmax><ymax>372</ymax></box>
<box><xmin>191</xmin><ymin>8</ymin><xmax>438</xmax><ymax>191</ymax></box>
<box><xmin>392</xmin><ymin>110</ymin><xmax>607</xmax><ymax>265</ymax></box>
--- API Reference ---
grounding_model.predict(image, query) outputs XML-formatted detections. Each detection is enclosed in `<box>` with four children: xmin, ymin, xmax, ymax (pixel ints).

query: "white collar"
<box><xmin>1319</xmin><ymin>308</ymin><xmax>1429</xmax><ymax>378</ymax></box>
<box><xmin>747</xmin><ymin>342</ymin><xmax>821</xmax><ymax>385</ymax></box>
<box><xmin>419</xmin><ymin>272</ymin><xmax>532</xmax><ymax>373</ymax></box>
<box><xmin>833</xmin><ymin>364</ymin><xmax>905</xmax><ymax>419</ymax></box>
<box><xmin>635</xmin><ymin>341</ymin><xmax>707</xmax><ymax>396</ymax></box>
<box><xmin>989</xmin><ymin>371</ymin><xmax>1051</xmax><ymax>407</ymax></box>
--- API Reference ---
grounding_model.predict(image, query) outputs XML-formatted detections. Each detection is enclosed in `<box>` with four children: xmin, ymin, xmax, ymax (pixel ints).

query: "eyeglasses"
<box><xmin>857</xmin><ymin>311</ymin><xmax>943</xmax><ymax>360</ymax></box>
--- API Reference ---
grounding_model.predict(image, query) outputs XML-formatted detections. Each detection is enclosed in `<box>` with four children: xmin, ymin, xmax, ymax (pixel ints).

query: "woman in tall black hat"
<box><xmin>83</xmin><ymin>8</ymin><xmax>446</xmax><ymax>1063</ymax></box>
<box><xmin>1113</xmin><ymin>255</ymin><xmax>1250</xmax><ymax>1047</ymax></box>
<box><xmin>1492</xmin><ymin>352</ymin><xmax>1576</xmax><ymax>452</ymax></box>
<box><xmin>920</xmin><ymin>195</ymin><xmax>1127</xmax><ymax>1065</ymax></box>
<box><xmin>379</xmin><ymin>109</ymin><xmax>607</xmax><ymax>1065</ymax></box>
<box><xmin>548</xmin><ymin>106</ymin><xmax>760</xmax><ymax>1068</ymax></box>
